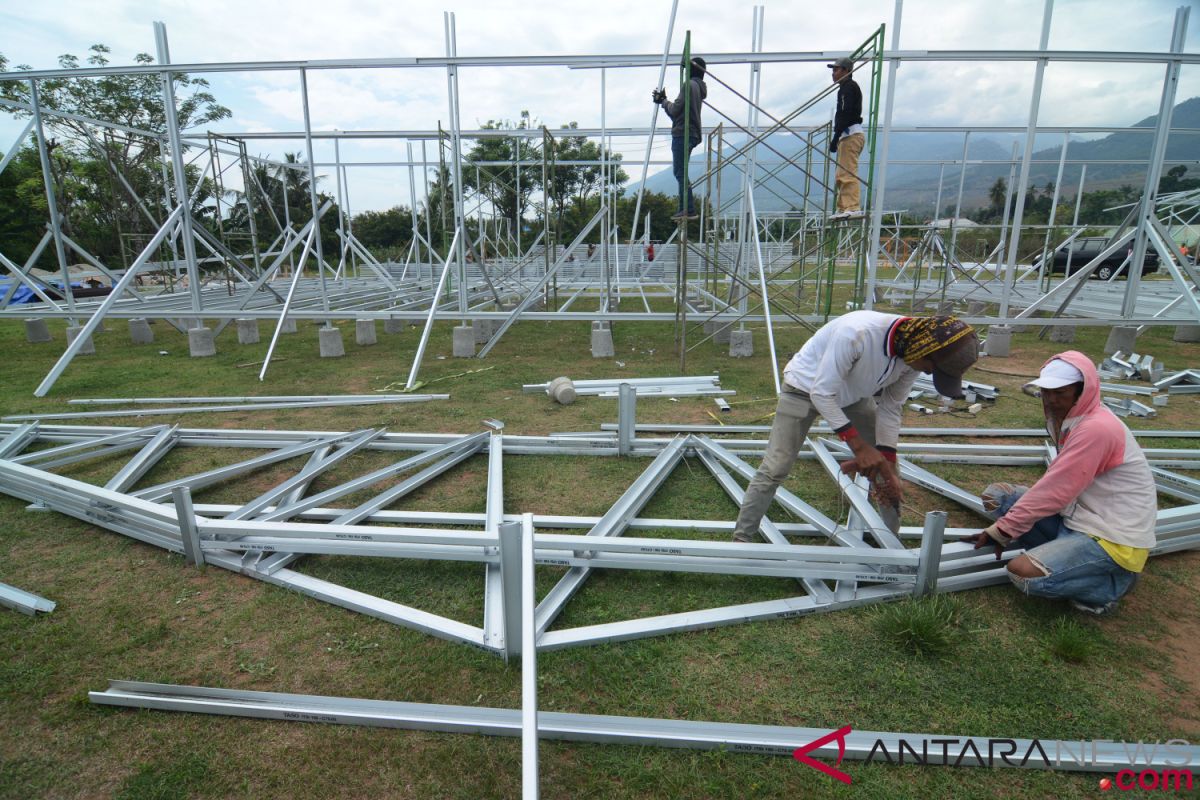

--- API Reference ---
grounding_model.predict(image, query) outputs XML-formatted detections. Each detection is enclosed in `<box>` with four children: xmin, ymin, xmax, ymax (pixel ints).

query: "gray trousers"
<box><xmin>732</xmin><ymin>387</ymin><xmax>878</xmax><ymax>540</ymax></box>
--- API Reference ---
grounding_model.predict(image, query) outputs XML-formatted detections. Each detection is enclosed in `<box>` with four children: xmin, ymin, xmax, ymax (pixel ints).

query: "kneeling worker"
<box><xmin>733</xmin><ymin>311</ymin><xmax>979</xmax><ymax>543</ymax></box>
<box><xmin>972</xmin><ymin>352</ymin><xmax>1157</xmax><ymax>615</ymax></box>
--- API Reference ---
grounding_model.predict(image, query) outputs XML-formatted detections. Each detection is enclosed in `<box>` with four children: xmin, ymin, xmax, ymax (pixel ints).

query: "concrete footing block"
<box><xmin>236</xmin><ymin>318</ymin><xmax>260</xmax><ymax>345</ymax></box>
<box><xmin>65</xmin><ymin>325</ymin><xmax>94</xmax><ymax>355</ymax></box>
<box><xmin>25</xmin><ymin>318</ymin><xmax>51</xmax><ymax>343</ymax></box>
<box><xmin>188</xmin><ymin>326</ymin><xmax>216</xmax><ymax>358</ymax></box>
<box><xmin>384</xmin><ymin>318</ymin><xmax>405</xmax><ymax>335</ymax></box>
<box><xmin>280</xmin><ymin>318</ymin><xmax>298</xmax><ymax>334</ymax></box>
<box><xmin>452</xmin><ymin>325</ymin><xmax>476</xmax><ymax>357</ymax></box>
<box><xmin>1173</xmin><ymin>324</ymin><xmax>1200</xmax><ymax>343</ymax></box>
<box><xmin>966</xmin><ymin>301</ymin><xmax>988</xmax><ymax>316</ymax></box>
<box><xmin>1104</xmin><ymin>326</ymin><xmax>1138</xmax><ymax>356</ymax></box>
<box><xmin>548</xmin><ymin>376</ymin><xmax>577</xmax><ymax>405</ymax></box>
<box><xmin>318</xmin><ymin>325</ymin><xmax>345</xmax><ymax>357</ymax></box>
<box><xmin>591</xmin><ymin>322</ymin><xmax>615</xmax><ymax>358</ymax></box>
<box><xmin>473</xmin><ymin>319</ymin><xmax>494</xmax><ymax>344</ymax></box>
<box><xmin>729</xmin><ymin>329</ymin><xmax>754</xmax><ymax>357</ymax></box>
<box><xmin>129</xmin><ymin>318</ymin><xmax>155</xmax><ymax>344</ymax></box>
<box><xmin>1049</xmin><ymin>325</ymin><xmax>1076</xmax><ymax>344</ymax></box>
<box><xmin>705</xmin><ymin>319</ymin><xmax>733</xmax><ymax>344</ymax></box>
<box><xmin>936</xmin><ymin>300</ymin><xmax>955</xmax><ymax>316</ymax></box>
<box><xmin>355</xmin><ymin>319</ymin><xmax>377</xmax><ymax>346</ymax></box>
<box><xmin>984</xmin><ymin>325</ymin><xmax>1013</xmax><ymax>358</ymax></box>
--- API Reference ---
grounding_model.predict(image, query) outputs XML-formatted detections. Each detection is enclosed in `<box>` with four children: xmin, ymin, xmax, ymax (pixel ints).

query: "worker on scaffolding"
<box><xmin>732</xmin><ymin>312</ymin><xmax>978</xmax><ymax>544</ymax></box>
<box><xmin>653</xmin><ymin>56</ymin><xmax>707</xmax><ymax>221</ymax></box>
<box><xmin>972</xmin><ymin>352</ymin><xmax>1156</xmax><ymax>616</ymax></box>
<box><xmin>828</xmin><ymin>56</ymin><xmax>864</xmax><ymax>220</ymax></box>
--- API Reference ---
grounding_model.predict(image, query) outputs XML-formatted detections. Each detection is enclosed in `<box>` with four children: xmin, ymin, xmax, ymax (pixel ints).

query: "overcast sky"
<box><xmin>1</xmin><ymin>0</ymin><xmax>1197</xmax><ymax>212</ymax></box>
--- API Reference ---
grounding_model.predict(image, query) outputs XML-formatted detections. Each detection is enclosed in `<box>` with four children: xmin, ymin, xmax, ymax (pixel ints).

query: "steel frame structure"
<box><xmin>0</xmin><ymin>4</ymin><xmax>1196</xmax><ymax>395</ymax></box>
<box><xmin>2</xmin><ymin>418</ymin><xmax>1198</xmax><ymax>657</ymax></box>
<box><xmin>5</xmin><ymin>414</ymin><xmax>1197</xmax><ymax>793</ymax></box>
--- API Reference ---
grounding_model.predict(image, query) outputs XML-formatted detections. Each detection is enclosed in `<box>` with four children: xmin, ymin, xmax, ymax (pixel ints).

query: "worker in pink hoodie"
<box><xmin>972</xmin><ymin>351</ymin><xmax>1156</xmax><ymax>614</ymax></box>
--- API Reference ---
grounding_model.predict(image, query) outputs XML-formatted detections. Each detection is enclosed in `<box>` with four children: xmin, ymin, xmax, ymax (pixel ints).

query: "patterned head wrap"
<box><xmin>893</xmin><ymin>316</ymin><xmax>974</xmax><ymax>360</ymax></box>
<box><xmin>893</xmin><ymin>316</ymin><xmax>979</xmax><ymax>398</ymax></box>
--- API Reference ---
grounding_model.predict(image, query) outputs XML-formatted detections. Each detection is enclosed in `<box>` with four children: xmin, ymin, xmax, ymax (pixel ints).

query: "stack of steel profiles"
<box><xmin>87</xmin><ymin>679</ymin><xmax>1200</xmax><ymax>774</ymax></box>
<box><xmin>523</xmin><ymin>375</ymin><xmax>730</xmax><ymax>398</ymax></box>
<box><xmin>0</xmin><ymin>581</ymin><xmax>55</xmax><ymax>616</ymax></box>
<box><xmin>2</xmin><ymin>423</ymin><xmax>1199</xmax><ymax>654</ymax></box>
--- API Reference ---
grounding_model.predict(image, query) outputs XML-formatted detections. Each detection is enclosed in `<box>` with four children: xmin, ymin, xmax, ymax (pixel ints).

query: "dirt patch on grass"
<box><xmin>1121</xmin><ymin>550</ymin><xmax>1200</xmax><ymax>737</ymax></box>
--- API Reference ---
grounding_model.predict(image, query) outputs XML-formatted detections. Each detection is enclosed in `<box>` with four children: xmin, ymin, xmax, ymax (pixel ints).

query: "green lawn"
<box><xmin>1</xmin><ymin>304</ymin><xmax>1198</xmax><ymax>800</ymax></box>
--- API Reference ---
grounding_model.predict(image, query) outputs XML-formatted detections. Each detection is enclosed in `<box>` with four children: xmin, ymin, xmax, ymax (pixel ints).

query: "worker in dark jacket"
<box><xmin>654</xmin><ymin>57</ymin><xmax>707</xmax><ymax>220</ymax></box>
<box><xmin>828</xmin><ymin>56</ymin><xmax>864</xmax><ymax>218</ymax></box>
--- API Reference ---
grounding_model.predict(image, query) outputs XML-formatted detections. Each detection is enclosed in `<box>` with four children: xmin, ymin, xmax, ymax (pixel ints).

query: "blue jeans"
<box><xmin>983</xmin><ymin>485</ymin><xmax>1139</xmax><ymax>607</ymax></box>
<box><xmin>672</xmin><ymin>135</ymin><xmax>701</xmax><ymax>214</ymax></box>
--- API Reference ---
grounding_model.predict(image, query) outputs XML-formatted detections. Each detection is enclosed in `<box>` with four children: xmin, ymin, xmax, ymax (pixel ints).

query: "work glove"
<box><xmin>651</xmin><ymin>88</ymin><xmax>667</xmax><ymax>104</ymax></box>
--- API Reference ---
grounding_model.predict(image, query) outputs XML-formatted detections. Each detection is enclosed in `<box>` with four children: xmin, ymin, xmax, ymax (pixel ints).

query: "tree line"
<box><xmin>0</xmin><ymin>46</ymin><xmax>688</xmax><ymax>277</ymax></box>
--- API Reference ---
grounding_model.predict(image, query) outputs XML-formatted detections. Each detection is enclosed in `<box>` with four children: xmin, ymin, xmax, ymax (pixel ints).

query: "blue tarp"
<box><xmin>0</xmin><ymin>279</ymin><xmax>85</xmax><ymax>305</ymax></box>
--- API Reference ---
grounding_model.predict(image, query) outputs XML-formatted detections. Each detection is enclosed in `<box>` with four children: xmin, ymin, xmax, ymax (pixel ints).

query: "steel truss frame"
<box><xmin>2</xmin><ymin>419</ymin><xmax>1198</xmax><ymax>657</ymax></box>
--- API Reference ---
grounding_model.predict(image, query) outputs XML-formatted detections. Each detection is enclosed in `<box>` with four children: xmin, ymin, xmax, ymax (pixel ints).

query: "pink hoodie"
<box><xmin>995</xmin><ymin>350</ymin><xmax>1157</xmax><ymax>548</ymax></box>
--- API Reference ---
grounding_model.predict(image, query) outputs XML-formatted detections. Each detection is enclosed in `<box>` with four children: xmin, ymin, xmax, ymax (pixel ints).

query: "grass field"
<box><xmin>1</xmin><ymin>303</ymin><xmax>1199</xmax><ymax>800</ymax></box>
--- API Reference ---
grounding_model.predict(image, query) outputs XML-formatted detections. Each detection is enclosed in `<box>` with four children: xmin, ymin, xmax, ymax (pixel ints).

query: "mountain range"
<box><xmin>640</xmin><ymin>96</ymin><xmax>1200</xmax><ymax>216</ymax></box>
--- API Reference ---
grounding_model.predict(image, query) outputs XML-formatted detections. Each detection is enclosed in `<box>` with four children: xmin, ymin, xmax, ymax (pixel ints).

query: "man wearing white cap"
<box><xmin>972</xmin><ymin>351</ymin><xmax>1157</xmax><ymax>615</ymax></box>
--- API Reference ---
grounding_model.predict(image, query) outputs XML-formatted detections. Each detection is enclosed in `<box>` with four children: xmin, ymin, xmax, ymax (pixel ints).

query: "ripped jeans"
<box><xmin>981</xmin><ymin>484</ymin><xmax>1139</xmax><ymax>607</ymax></box>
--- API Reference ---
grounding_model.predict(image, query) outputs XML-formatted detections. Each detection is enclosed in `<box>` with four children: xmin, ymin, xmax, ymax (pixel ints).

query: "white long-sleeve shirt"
<box><xmin>781</xmin><ymin>311</ymin><xmax>919</xmax><ymax>448</ymax></box>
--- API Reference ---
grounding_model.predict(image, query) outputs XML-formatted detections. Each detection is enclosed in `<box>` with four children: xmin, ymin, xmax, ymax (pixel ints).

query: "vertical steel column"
<box><xmin>1038</xmin><ymin>132</ymin><xmax>1070</xmax><ymax>285</ymax></box>
<box><xmin>406</xmin><ymin>141</ymin><xmax>422</xmax><ymax>274</ymax></box>
<box><xmin>281</xmin><ymin>159</ymin><xmax>295</xmax><ymax>274</ymax></box>
<box><xmin>514</xmin><ymin>137</ymin><xmax>522</xmax><ymax>258</ymax></box>
<box><xmin>444</xmin><ymin>12</ymin><xmax>469</xmax><ymax>313</ymax></box>
<box><xmin>422</xmin><ymin>140</ymin><xmax>435</xmax><ymax>285</ymax></box>
<box><xmin>1072</xmin><ymin>165</ymin><xmax>1086</xmax><ymax>230</ymax></box>
<box><xmin>1121</xmin><ymin>5</ymin><xmax>1189</xmax><ymax>318</ymax></box>
<box><xmin>864</xmin><ymin>0</ymin><xmax>903</xmax><ymax>309</ymax></box>
<box><xmin>28</xmin><ymin>80</ymin><xmax>76</xmax><ymax>324</ymax></box>
<box><xmin>628</xmin><ymin>0</ymin><xmax>680</xmax><ymax>247</ymax></box>
<box><xmin>483</xmin><ymin>423</ymin><xmax>506</xmax><ymax>652</ymax></box>
<box><xmin>174</xmin><ymin>486</ymin><xmax>204</xmax><ymax>567</ymax></box>
<box><xmin>334</xmin><ymin>133</ymin><xmax>348</xmax><ymax>278</ymax></box>
<box><xmin>520</xmin><ymin>512</ymin><xmax>538</xmax><ymax>800</ymax></box>
<box><xmin>237</xmin><ymin>142</ymin><xmax>263</xmax><ymax>275</ymax></box>
<box><xmin>601</xmin><ymin>68</ymin><xmax>611</xmax><ymax>312</ymax></box>
<box><xmin>948</xmin><ymin>132</ymin><xmax>970</xmax><ymax>257</ymax></box>
<box><xmin>298</xmin><ymin>68</ymin><xmax>331</xmax><ymax>316</ymax></box>
<box><xmin>913</xmin><ymin>511</ymin><xmax>946</xmax><ymax>597</ymax></box>
<box><xmin>1000</xmin><ymin>0</ymin><xmax>1054</xmax><ymax>319</ymax></box>
<box><xmin>498</xmin><ymin>519</ymin><xmax>523</xmax><ymax>662</ymax></box>
<box><xmin>153</xmin><ymin>22</ymin><xmax>203</xmax><ymax>316</ymax></box>
<box><xmin>156</xmin><ymin>141</ymin><xmax>182</xmax><ymax>285</ymax></box>
<box><xmin>995</xmin><ymin>143</ymin><xmax>1020</xmax><ymax>282</ymax></box>
<box><xmin>747</xmin><ymin>190</ymin><xmax>780</xmax><ymax>393</ymax></box>
<box><xmin>617</xmin><ymin>383</ymin><xmax>636</xmax><ymax>456</ymax></box>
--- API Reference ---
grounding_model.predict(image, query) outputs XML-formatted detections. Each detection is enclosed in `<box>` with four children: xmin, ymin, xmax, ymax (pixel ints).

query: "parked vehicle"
<box><xmin>1035</xmin><ymin>236</ymin><xmax>1159</xmax><ymax>281</ymax></box>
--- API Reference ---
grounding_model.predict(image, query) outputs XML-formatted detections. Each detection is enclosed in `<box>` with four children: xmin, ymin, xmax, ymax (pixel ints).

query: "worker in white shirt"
<box><xmin>733</xmin><ymin>311</ymin><xmax>978</xmax><ymax>543</ymax></box>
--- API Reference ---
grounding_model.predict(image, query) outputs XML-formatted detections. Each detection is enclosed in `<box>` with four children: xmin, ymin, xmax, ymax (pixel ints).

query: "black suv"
<box><xmin>1037</xmin><ymin>237</ymin><xmax>1159</xmax><ymax>281</ymax></box>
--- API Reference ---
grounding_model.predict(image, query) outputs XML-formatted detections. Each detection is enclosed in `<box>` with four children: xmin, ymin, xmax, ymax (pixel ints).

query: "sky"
<box><xmin>0</xmin><ymin>0</ymin><xmax>1197</xmax><ymax>213</ymax></box>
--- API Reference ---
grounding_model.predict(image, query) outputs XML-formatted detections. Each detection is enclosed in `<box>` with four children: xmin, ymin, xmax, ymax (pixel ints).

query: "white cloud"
<box><xmin>1</xmin><ymin>0</ymin><xmax>1196</xmax><ymax>212</ymax></box>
